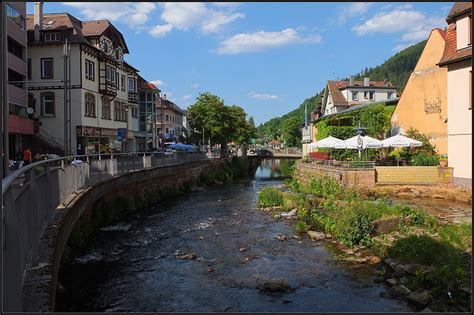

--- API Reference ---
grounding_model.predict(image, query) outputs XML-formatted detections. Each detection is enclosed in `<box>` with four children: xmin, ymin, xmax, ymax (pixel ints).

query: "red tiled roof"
<box><xmin>325</xmin><ymin>79</ymin><xmax>395</xmax><ymax>107</ymax></box>
<box><xmin>438</xmin><ymin>15</ymin><xmax>472</xmax><ymax>66</ymax></box>
<box><xmin>446</xmin><ymin>2</ymin><xmax>472</xmax><ymax>22</ymax></box>
<box><xmin>138</xmin><ymin>81</ymin><xmax>159</xmax><ymax>91</ymax></box>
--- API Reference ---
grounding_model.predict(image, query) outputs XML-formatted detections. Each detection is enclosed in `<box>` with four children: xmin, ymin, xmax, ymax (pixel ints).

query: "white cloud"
<box><xmin>182</xmin><ymin>94</ymin><xmax>193</xmax><ymax>100</ymax></box>
<box><xmin>149</xmin><ymin>2</ymin><xmax>244</xmax><ymax>38</ymax></box>
<box><xmin>248</xmin><ymin>92</ymin><xmax>278</xmax><ymax>100</ymax></box>
<box><xmin>338</xmin><ymin>3</ymin><xmax>373</xmax><ymax>25</ymax></box>
<box><xmin>149</xmin><ymin>79</ymin><xmax>166</xmax><ymax>87</ymax></box>
<box><xmin>212</xmin><ymin>2</ymin><xmax>241</xmax><ymax>9</ymax></box>
<box><xmin>352</xmin><ymin>9</ymin><xmax>445</xmax><ymax>50</ymax></box>
<box><xmin>149</xmin><ymin>24</ymin><xmax>173</xmax><ymax>38</ymax></box>
<box><xmin>62</xmin><ymin>2</ymin><xmax>157</xmax><ymax>27</ymax></box>
<box><xmin>190</xmin><ymin>83</ymin><xmax>199</xmax><ymax>89</ymax></box>
<box><xmin>393</xmin><ymin>43</ymin><xmax>413</xmax><ymax>52</ymax></box>
<box><xmin>216</xmin><ymin>28</ymin><xmax>322</xmax><ymax>55</ymax></box>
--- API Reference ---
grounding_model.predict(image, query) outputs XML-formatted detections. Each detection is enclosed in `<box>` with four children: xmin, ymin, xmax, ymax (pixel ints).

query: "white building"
<box><xmin>438</xmin><ymin>2</ymin><xmax>472</xmax><ymax>187</ymax></box>
<box><xmin>320</xmin><ymin>77</ymin><xmax>398</xmax><ymax>116</ymax></box>
<box><xmin>26</xmin><ymin>3</ymin><xmax>140</xmax><ymax>154</ymax></box>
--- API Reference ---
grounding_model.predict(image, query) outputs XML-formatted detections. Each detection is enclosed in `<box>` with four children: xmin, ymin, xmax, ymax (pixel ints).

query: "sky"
<box><xmin>26</xmin><ymin>2</ymin><xmax>453</xmax><ymax>125</ymax></box>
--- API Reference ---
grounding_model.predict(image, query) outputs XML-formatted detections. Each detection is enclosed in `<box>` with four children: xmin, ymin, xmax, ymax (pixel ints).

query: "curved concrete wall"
<box><xmin>21</xmin><ymin>159</ymin><xmax>220</xmax><ymax>311</ymax></box>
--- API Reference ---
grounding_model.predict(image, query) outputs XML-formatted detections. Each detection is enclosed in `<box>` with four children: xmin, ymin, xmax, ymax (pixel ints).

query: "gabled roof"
<box><xmin>26</xmin><ymin>13</ymin><xmax>92</xmax><ymax>45</ymax></box>
<box><xmin>327</xmin><ymin>80</ymin><xmax>349</xmax><ymax>107</ymax></box>
<box><xmin>438</xmin><ymin>3</ymin><xmax>472</xmax><ymax>66</ymax></box>
<box><xmin>82</xmin><ymin>20</ymin><xmax>129</xmax><ymax>53</ymax></box>
<box><xmin>446</xmin><ymin>2</ymin><xmax>472</xmax><ymax>23</ymax></box>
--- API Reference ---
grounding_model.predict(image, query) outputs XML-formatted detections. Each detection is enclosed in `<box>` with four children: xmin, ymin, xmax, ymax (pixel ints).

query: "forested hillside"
<box><xmin>256</xmin><ymin>40</ymin><xmax>427</xmax><ymax>143</ymax></box>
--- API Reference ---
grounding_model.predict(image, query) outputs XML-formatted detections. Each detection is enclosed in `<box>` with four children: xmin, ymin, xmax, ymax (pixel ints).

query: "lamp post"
<box><xmin>354</xmin><ymin>123</ymin><xmax>366</xmax><ymax>159</ymax></box>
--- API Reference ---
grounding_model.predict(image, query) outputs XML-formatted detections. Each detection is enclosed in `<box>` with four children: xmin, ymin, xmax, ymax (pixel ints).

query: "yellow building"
<box><xmin>391</xmin><ymin>28</ymin><xmax>448</xmax><ymax>154</ymax></box>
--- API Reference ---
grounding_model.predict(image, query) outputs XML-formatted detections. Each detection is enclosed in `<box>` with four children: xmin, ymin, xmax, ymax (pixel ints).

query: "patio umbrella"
<box><xmin>314</xmin><ymin>136</ymin><xmax>345</xmax><ymax>148</ymax></box>
<box><xmin>381</xmin><ymin>134</ymin><xmax>423</xmax><ymax>148</ymax></box>
<box><xmin>340</xmin><ymin>135</ymin><xmax>383</xmax><ymax>149</ymax></box>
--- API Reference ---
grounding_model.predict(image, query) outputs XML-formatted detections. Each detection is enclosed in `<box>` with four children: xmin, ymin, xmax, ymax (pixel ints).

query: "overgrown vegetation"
<box><xmin>257</xmin><ymin>187</ymin><xmax>284</xmax><ymax>207</ymax></box>
<box><xmin>275</xmin><ymin>173</ymin><xmax>472</xmax><ymax>311</ymax></box>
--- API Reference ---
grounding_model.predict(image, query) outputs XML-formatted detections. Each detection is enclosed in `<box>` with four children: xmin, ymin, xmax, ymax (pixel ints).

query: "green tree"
<box><xmin>281</xmin><ymin>116</ymin><xmax>302</xmax><ymax>147</ymax></box>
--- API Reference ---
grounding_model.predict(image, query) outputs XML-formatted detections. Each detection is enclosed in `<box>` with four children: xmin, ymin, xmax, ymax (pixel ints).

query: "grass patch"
<box><xmin>257</xmin><ymin>187</ymin><xmax>283</xmax><ymax>207</ymax></box>
<box><xmin>295</xmin><ymin>220</ymin><xmax>311</xmax><ymax>234</ymax></box>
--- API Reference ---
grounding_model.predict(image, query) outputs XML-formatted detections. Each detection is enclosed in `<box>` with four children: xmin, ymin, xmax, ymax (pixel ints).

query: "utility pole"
<box><xmin>2</xmin><ymin>3</ymin><xmax>9</xmax><ymax>177</ymax></box>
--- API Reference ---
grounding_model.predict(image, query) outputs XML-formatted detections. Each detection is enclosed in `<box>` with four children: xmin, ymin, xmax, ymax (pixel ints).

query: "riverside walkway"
<box><xmin>1</xmin><ymin>151</ymin><xmax>208</xmax><ymax>312</ymax></box>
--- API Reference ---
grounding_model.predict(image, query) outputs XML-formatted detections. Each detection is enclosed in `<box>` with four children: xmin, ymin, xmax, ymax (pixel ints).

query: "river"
<box><xmin>56</xmin><ymin>158</ymin><xmax>412</xmax><ymax>312</ymax></box>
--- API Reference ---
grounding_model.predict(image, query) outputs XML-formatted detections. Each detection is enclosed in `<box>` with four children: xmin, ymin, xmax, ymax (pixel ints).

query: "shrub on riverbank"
<box><xmin>257</xmin><ymin>187</ymin><xmax>283</xmax><ymax>207</ymax></box>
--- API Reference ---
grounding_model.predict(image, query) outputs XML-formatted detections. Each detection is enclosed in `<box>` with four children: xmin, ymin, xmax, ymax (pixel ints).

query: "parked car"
<box><xmin>256</xmin><ymin>148</ymin><xmax>272</xmax><ymax>156</ymax></box>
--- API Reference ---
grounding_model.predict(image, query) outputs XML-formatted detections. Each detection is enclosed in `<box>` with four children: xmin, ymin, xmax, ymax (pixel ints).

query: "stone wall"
<box><xmin>295</xmin><ymin>161</ymin><xmax>376</xmax><ymax>188</ymax></box>
<box><xmin>22</xmin><ymin>158</ymin><xmax>229</xmax><ymax>312</ymax></box>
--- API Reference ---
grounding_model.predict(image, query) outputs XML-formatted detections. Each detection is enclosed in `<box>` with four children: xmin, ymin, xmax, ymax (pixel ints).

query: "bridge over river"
<box><xmin>2</xmin><ymin>152</ymin><xmax>412</xmax><ymax>312</ymax></box>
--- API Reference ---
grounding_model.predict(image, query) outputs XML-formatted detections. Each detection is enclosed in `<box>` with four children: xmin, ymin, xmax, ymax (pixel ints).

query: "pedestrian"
<box><xmin>16</xmin><ymin>147</ymin><xmax>24</xmax><ymax>169</ymax></box>
<box><xmin>22</xmin><ymin>147</ymin><xmax>32</xmax><ymax>166</ymax></box>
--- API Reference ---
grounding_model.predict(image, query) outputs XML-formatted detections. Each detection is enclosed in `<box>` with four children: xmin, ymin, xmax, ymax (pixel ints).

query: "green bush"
<box><xmin>438</xmin><ymin>223</ymin><xmax>472</xmax><ymax>252</ymax></box>
<box><xmin>411</xmin><ymin>153</ymin><xmax>439</xmax><ymax>166</ymax></box>
<box><xmin>339</xmin><ymin>211</ymin><xmax>374</xmax><ymax>247</ymax></box>
<box><xmin>282</xmin><ymin>193</ymin><xmax>307</xmax><ymax>211</ymax></box>
<box><xmin>257</xmin><ymin>187</ymin><xmax>283</xmax><ymax>207</ymax></box>
<box><xmin>295</xmin><ymin>220</ymin><xmax>311</xmax><ymax>234</ymax></box>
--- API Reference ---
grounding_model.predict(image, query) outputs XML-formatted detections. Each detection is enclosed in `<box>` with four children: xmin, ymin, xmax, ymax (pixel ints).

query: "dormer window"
<box><xmin>44</xmin><ymin>32</ymin><xmax>61</xmax><ymax>42</ymax></box>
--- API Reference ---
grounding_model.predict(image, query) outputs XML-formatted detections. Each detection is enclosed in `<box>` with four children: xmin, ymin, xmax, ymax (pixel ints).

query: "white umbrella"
<box><xmin>340</xmin><ymin>135</ymin><xmax>383</xmax><ymax>149</ymax></box>
<box><xmin>307</xmin><ymin>142</ymin><xmax>319</xmax><ymax>149</ymax></box>
<box><xmin>314</xmin><ymin>136</ymin><xmax>345</xmax><ymax>148</ymax></box>
<box><xmin>381</xmin><ymin>134</ymin><xmax>422</xmax><ymax>148</ymax></box>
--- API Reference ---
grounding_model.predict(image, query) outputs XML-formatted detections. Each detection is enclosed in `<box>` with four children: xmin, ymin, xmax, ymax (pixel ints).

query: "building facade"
<box><xmin>156</xmin><ymin>97</ymin><xmax>185</xmax><ymax>144</ymax></box>
<box><xmin>26</xmin><ymin>3</ymin><xmax>140</xmax><ymax>154</ymax></box>
<box><xmin>321</xmin><ymin>78</ymin><xmax>398</xmax><ymax>115</ymax></box>
<box><xmin>391</xmin><ymin>28</ymin><xmax>448</xmax><ymax>154</ymax></box>
<box><xmin>5</xmin><ymin>2</ymin><xmax>34</xmax><ymax>159</ymax></box>
<box><xmin>138</xmin><ymin>75</ymin><xmax>159</xmax><ymax>150</ymax></box>
<box><xmin>438</xmin><ymin>2</ymin><xmax>472</xmax><ymax>186</ymax></box>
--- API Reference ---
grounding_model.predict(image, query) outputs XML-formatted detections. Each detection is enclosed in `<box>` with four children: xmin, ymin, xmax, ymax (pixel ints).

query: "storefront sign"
<box><xmin>117</xmin><ymin>128</ymin><xmax>127</xmax><ymax>141</ymax></box>
<box><xmin>76</xmin><ymin>126</ymin><xmax>119</xmax><ymax>137</ymax></box>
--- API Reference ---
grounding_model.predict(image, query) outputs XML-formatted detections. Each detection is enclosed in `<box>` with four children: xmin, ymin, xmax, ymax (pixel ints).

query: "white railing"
<box><xmin>1</xmin><ymin>151</ymin><xmax>207</xmax><ymax>311</ymax></box>
<box><xmin>37</xmin><ymin>127</ymin><xmax>64</xmax><ymax>149</ymax></box>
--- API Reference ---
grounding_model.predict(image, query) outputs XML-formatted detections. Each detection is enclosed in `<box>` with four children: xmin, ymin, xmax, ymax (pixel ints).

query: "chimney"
<box><xmin>363</xmin><ymin>77</ymin><xmax>370</xmax><ymax>86</ymax></box>
<box><xmin>349</xmin><ymin>76</ymin><xmax>355</xmax><ymax>86</ymax></box>
<box><xmin>34</xmin><ymin>2</ymin><xmax>44</xmax><ymax>41</ymax></box>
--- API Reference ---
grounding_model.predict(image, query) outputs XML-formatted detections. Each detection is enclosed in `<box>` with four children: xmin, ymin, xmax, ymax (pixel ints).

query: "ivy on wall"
<box><xmin>313</xmin><ymin>102</ymin><xmax>397</xmax><ymax>160</ymax></box>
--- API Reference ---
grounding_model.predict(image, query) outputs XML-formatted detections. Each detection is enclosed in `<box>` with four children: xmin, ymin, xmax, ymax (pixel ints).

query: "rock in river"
<box><xmin>307</xmin><ymin>231</ymin><xmax>325</xmax><ymax>241</ymax></box>
<box><xmin>257</xmin><ymin>278</ymin><xmax>295</xmax><ymax>293</ymax></box>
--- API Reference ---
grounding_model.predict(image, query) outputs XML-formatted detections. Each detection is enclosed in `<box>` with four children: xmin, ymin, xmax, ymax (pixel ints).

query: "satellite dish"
<box><xmin>27</xmin><ymin>107</ymin><xmax>34</xmax><ymax>114</ymax></box>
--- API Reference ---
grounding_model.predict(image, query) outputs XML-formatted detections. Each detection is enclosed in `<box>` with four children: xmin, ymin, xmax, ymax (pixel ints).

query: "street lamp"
<box><xmin>354</xmin><ymin>123</ymin><xmax>366</xmax><ymax>159</ymax></box>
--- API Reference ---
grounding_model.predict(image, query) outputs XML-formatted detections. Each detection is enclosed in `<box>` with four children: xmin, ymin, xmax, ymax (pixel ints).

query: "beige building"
<box><xmin>391</xmin><ymin>28</ymin><xmax>448</xmax><ymax>154</ymax></box>
<box><xmin>156</xmin><ymin>98</ymin><xmax>185</xmax><ymax>144</ymax></box>
<box><xmin>27</xmin><ymin>3</ymin><xmax>140</xmax><ymax>154</ymax></box>
<box><xmin>438</xmin><ymin>2</ymin><xmax>472</xmax><ymax>187</ymax></box>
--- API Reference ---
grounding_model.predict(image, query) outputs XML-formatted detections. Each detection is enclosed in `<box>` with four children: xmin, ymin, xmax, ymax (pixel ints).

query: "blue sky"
<box><xmin>27</xmin><ymin>2</ymin><xmax>453</xmax><ymax>125</ymax></box>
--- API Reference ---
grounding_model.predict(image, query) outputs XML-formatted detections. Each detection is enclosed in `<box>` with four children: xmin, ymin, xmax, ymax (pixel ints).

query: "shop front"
<box><xmin>76</xmin><ymin>126</ymin><xmax>123</xmax><ymax>154</ymax></box>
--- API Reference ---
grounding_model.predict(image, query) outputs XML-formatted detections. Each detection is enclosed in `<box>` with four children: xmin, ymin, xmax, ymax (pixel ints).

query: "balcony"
<box><xmin>8</xmin><ymin>52</ymin><xmax>27</xmax><ymax>76</ymax></box>
<box><xmin>7</xmin><ymin>18</ymin><xmax>27</xmax><ymax>47</ymax></box>
<box><xmin>8</xmin><ymin>84</ymin><xmax>27</xmax><ymax>106</ymax></box>
<box><xmin>8</xmin><ymin>114</ymin><xmax>34</xmax><ymax>135</ymax></box>
<box><xmin>128</xmin><ymin>92</ymin><xmax>138</xmax><ymax>104</ymax></box>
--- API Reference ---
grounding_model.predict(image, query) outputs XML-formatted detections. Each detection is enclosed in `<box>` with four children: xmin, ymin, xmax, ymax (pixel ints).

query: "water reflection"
<box><xmin>255</xmin><ymin>158</ymin><xmax>295</xmax><ymax>179</ymax></box>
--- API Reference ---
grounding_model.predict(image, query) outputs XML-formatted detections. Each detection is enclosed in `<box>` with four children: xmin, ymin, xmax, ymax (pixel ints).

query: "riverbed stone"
<box><xmin>399</xmin><ymin>277</ymin><xmax>409</xmax><ymax>284</ymax></box>
<box><xmin>372</xmin><ymin>216</ymin><xmax>404</xmax><ymax>235</ymax></box>
<box><xmin>281</xmin><ymin>209</ymin><xmax>297</xmax><ymax>217</ymax></box>
<box><xmin>388</xmin><ymin>284</ymin><xmax>411</xmax><ymax>298</ymax></box>
<box><xmin>385</xmin><ymin>278</ymin><xmax>397</xmax><ymax>286</ymax></box>
<box><xmin>307</xmin><ymin>231</ymin><xmax>325</xmax><ymax>241</ymax></box>
<box><xmin>406</xmin><ymin>289</ymin><xmax>431</xmax><ymax>309</ymax></box>
<box><xmin>257</xmin><ymin>279</ymin><xmax>294</xmax><ymax>293</ymax></box>
<box><xmin>393</xmin><ymin>265</ymin><xmax>406</xmax><ymax>278</ymax></box>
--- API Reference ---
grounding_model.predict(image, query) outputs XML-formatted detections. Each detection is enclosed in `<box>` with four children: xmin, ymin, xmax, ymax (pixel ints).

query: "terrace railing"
<box><xmin>1</xmin><ymin>151</ymin><xmax>207</xmax><ymax>311</ymax></box>
<box><xmin>305</xmin><ymin>158</ymin><xmax>376</xmax><ymax>169</ymax></box>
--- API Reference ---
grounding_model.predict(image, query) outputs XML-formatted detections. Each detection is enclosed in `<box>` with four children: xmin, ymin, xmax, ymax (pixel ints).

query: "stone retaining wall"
<box><xmin>295</xmin><ymin>161</ymin><xmax>376</xmax><ymax>188</ymax></box>
<box><xmin>22</xmin><ymin>159</ymin><xmax>228</xmax><ymax>312</ymax></box>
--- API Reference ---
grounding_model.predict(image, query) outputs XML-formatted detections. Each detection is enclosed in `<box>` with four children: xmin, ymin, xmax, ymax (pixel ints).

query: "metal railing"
<box><xmin>304</xmin><ymin>158</ymin><xmax>376</xmax><ymax>168</ymax></box>
<box><xmin>1</xmin><ymin>151</ymin><xmax>207</xmax><ymax>311</ymax></box>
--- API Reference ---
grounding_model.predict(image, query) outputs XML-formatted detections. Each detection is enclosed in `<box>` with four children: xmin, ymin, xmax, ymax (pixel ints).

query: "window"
<box><xmin>6</xmin><ymin>4</ymin><xmax>25</xmax><ymax>30</ymax></box>
<box><xmin>7</xmin><ymin>37</ymin><xmax>23</xmax><ymax>59</ymax></box>
<box><xmin>41</xmin><ymin>58</ymin><xmax>54</xmax><ymax>79</ymax></box>
<box><xmin>363</xmin><ymin>91</ymin><xmax>369</xmax><ymax>99</ymax></box>
<box><xmin>85</xmin><ymin>93</ymin><xmax>96</xmax><ymax>117</ymax></box>
<box><xmin>387</xmin><ymin>92</ymin><xmax>393</xmax><ymax>99</ymax></box>
<box><xmin>128</xmin><ymin>77</ymin><xmax>137</xmax><ymax>93</ymax></box>
<box><xmin>8</xmin><ymin>69</ymin><xmax>24</xmax><ymax>88</ymax></box>
<box><xmin>369</xmin><ymin>91</ymin><xmax>375</xmax><ymax>100</ymax></box>
<box><xmin>44</xmin><ymin>32</ymin><xmax>61</xmax><ymax>42</ymax></box>
<box><xmin>85</xmin><ymin>59</ymin><xmax>94</xmax><ymax>81</ymax></box>
<box><xmin>121</xmin><ymin>75</ymin><xmax>125</xmax><ymax>91</ymax></box>
<box><xmin>106</xmin><ymin>67</ymin><xmax>117</xmax><ymax>86</ymax></box>
<box><xmin>27</xmin><ymin>59</ymin><xmax>31</xmax><ymax>80</ymax></box>
<box><xmin>166</xmin><ymin>114</ymin><xmax>169</xmax><ymax>121</ymax></box>
<box><xmin>114</xmin><ymin>101</ymin><xmax>127</xmax><ymax>122</ymax></box>
<box><xmin>40</xmin><ymin>92</ymin><xmax>55</xmax><ymax>116</ymax></box>
<box><xmin>352</xmin><ymin>91</ymin><xmax>358</xmax><ymax>101</ymax></box>
<box><xmin>115</xmin><ymin>73</ymin><xmax>119</xmax><ymax>88</ymax></box>
<box><xmin>102</xmin><ymin>98</ymin><xmax>111</xmax><ymax>120</ymax></box>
